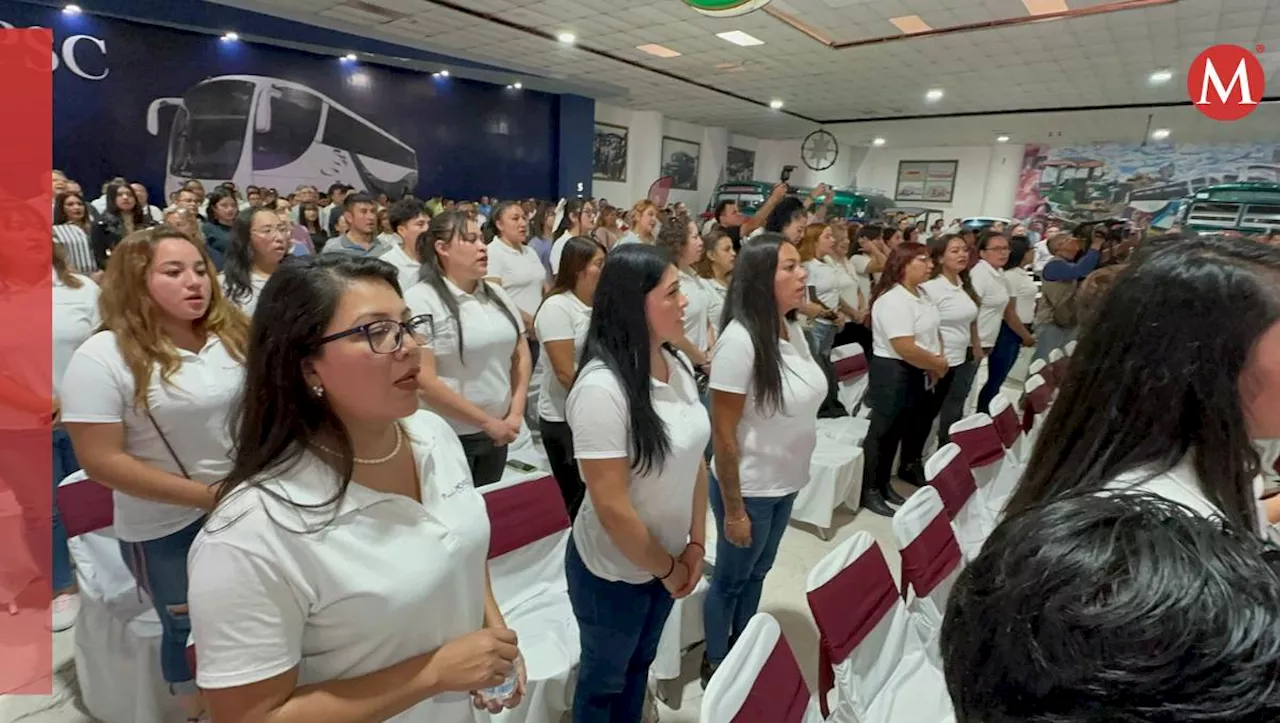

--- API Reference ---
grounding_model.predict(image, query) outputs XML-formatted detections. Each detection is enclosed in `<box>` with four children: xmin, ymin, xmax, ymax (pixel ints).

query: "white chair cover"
<box><xmin>924</xmin><ymin>444</ymin><xmax>992</xmax><ymax>560</ymax></box>
<box><xmin>481</xmin><ymin>475</ymin><xmax>579</xmax><ymax>723</ymax></box>
<box><xmin>1026</xmin><ymin>358</ymin><xmax>1047</xmax><ymax>381</ymax></box>
<box><xmin>1047</xmin><ymin>348</ymin><xmax>1065</xmax><ymax>364</ymax></box>
<box><xmin>988</xmin><ymin>393</ymin><xmax>1027</xmax><ymax>464</ymax></box>
<box><xmin>700</xmin><ymin>613</ymin><xmax>824</xmax><ymax>723</ymax></box>
<box><xmin>948</xmin><ymin>414</ymin><xmax>1023</xmax><ymax>521</ymax></box>
<box><xmin>1021</xmin><ymin>374</ymin><xmax>1053</xmax><ymax>454</ymax></box>
<box><xmin>806</xmin><ymin>532</ymin><xmax>953</xmax><ymax>723</ymax></box>
<box><xmin>791</xmin><ymin>419</ymin><xmax>866</xmax><ymax>534</ymax></box>
<box><xmin>1064</xmin><ymin>340</ymin><xmax>1078</xmax><ymax>357</ymax></box>
<box><xmin>60</xmin><ymin>471</ymin><xmax>181</xmax><ymax>723</ymax></box>
<box><xmin>830</xmin><ymin>343</ymin><xmax>870</xmax><ymax>416</ymax></box>
<box><xmin>650</xmin><ymin>576</ymin><xmax>710</xmax><ymax>682</ymax></box>
<box><xmin>891</xmin><ymin>487</ymin><xmax>964</xmax><ymax>666</ymax></box>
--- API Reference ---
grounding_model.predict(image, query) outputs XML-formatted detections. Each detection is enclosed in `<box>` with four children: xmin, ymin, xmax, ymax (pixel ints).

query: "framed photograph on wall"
<box><xmin>592</xmin><ymin>122</ymin><xmax>628</xmax><ymax>182</ymax></box>
<box><xmin>726</xmin><ymin>147</ymin><xmax>756</xmax><ymax>182</ymax></box>
<box><xmin>896</xmin><ymin>160</ymin><xmax>958</xmax><ymax>203</ymax></box>
<box><xmin>661</xmin><ymin>136</ymin><xmax>700</xmax><ymax>190</ymax></box>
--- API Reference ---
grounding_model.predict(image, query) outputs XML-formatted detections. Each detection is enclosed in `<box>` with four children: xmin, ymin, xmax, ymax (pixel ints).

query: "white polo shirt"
<box><xmin>803</xmin><ymin>259</ymin><xmax>840</xmax><ymax>310</ymax></box>
<box><xmin>680</xmin><ymin>268</ymin><xmax>712</xmax><ymax>355</ymax></box>
<box><xmin>702</xmin><ymin>277</ymin><xmax>728</xmax><ymax>332</ymax></box>
<box><xmin>920</xmin><ymin>275</ymin><xmax>978</xmax><ymax>368</ymax></box>
<box><xmin>487</xmin><ymin>238</ymin><xmax>546</xmax><ymax>317</ymax></box>
<box><xmin>1102</xmin><ymin>450</ymin><xmax>1266</xmax><ymax>536</ymax></box>
<box><xmin>404</xmin><ymin>278</ymin><xmax>525</xmax><ymax>436</ymax></box>
<box><xmin>828</xmin><ymin>256</ymin><xmax>862</xmax><ymax>312</ymax></box>
<box><xmin>871</xmin><ymin>284</ymin><xmax>942</xmax><ymax>361</ymax></box>
<box><xmin>849</xmin><ymin>254</ymin><xmax>874</xmax><ymax>303</ymax></box>
<box><xmin>60</xmin><ymin>331</ymin><xmax>244</xmax><ymax>542</ymax></box>
<box><xmin>567</xmin><ymin>351</ymin><xmax>710</xmax><ymax>583</ymax></box>
<box><xmin>217</xmin><ymin>272</ymin><xmax>269</xmax><ymax>317</ymax></box>
<box><xmin>533</xmin><ymin>291</ymin><xmax>592</xmax><ymax>423</ymax></box>
<box><xmin>710</xmin><ymin>319</ymin><xmax>824</xmax><ymax>497</ymax></box>
<box><xmin>53</xmin><ymin>272</ymin><xmax>100</xmax><ymax>398</ymax></box>
<box><xmin>549</xmin><ymin>231</ymin><xmax>574</xmax><ymax>275</ymax></box>
<box><xmin>380</xmin><ymin>239</ymin><xmax>422</xmax><ymax>294</ymax></box>
<box><xmin>969</xmin><ymin>259</ymin><xmax>1011</xmax><ymax>348</ymax></box>
<box><xmin>187</xmin><ymin>411</ymin><xmax>488</xmax><ymax>723</ymax></box>
<box><xmin>1005</xmin><ymin>267</ymin><xmax>1038</xmax><ymax>325</ymax></box>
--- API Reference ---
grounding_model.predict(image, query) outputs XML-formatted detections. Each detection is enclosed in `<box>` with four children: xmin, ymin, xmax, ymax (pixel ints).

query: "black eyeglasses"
<box><xmin>315</xmin><ymin>314</ymin><xmax>433</xmax><ymax>354</ymax></box>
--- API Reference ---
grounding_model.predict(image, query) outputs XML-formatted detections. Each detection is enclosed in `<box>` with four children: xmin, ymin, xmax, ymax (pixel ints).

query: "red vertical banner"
<box><xmin>0</xmin><ymin>28</ymin><xmax>54</xmax><ymax>695</ymax></box>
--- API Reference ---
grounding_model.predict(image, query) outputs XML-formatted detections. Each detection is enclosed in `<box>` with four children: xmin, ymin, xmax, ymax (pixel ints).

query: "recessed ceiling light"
<box><xmin>557</xmin><ymin>32</ymin><xmax>576</xmax><ymax>44</ymax></box>
<box><xmin>221</xmin><ymin>31</ymin><xmax>239</xmax><ymax>41</ymax></box>
<box><xmin>769</xmin><ymin>99</ymin><xmax>784</xmax><ymax>109</ymax></box>
<box><xmin>62</xmin><ymin>4</ymin><xmax>82</xmax><ymax>14</ymax></box>
<box><xmin>513</xmin><ymin>81</ymin><xmax>522</xmax><ymax>89</ymax></box>
<box><xmin>1148</xmin><ymin>69</ymin><xmax>1174</xmax><ymax>85</ymax></box>
<box><xmin>889</xmin><ymin>15</ymin><xmax>932</xmax><ymax>34</ymax></box>
<box><xmin>997</xmin><ymin>134</ymin><xmax>1011</xmax><ymax>143</ymax></box>
<box><xmin>926</xmin><ymin>88</ymin><xmax>944</xmax><ymax>102</ymax></box>
<box><xmin>432</xmin><ymin>69</ymin><xmax>449</xmax><ymax>78</ymax></box>
<box><xmin>637</xmin><ymin>43</ymin><xmax>681</xmax><ymax>58</ymax></box>
<box><xmin>1022</xmin><ymin>0</ymin><xmax>1069</xmax><ymax>15</ymax></box>
<box><xmin>716</xmin><ymin>30</ymin><xmax>764</xmax><ymax>47</ymax></box>
<box><xmin>872</xmin><ymin>137</ymin><xmax>887</xmax><ymax>146</ymax></box>
<box><xmin>342</xmin><ymin>53</ymin><xmax>357</xmax><ymax>61</ymax></box>
<box><xmin>1151</xmin><ymin>128</ymin><xmax>1171</xmax><ymax>140</ymax></box>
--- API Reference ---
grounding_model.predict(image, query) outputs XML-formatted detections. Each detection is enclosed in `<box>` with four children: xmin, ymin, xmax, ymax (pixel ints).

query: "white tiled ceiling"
<box><xmin>209</xmin><ymin>0</ymin><xmax>1279</xmax><ymax>141</ymax></box>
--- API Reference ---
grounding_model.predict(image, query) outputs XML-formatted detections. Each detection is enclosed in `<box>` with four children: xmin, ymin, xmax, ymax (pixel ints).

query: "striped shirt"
<box><xmin>53</xmin><ymin>224</ymin><xmax>97</xmax><ymax>274</ymax></box>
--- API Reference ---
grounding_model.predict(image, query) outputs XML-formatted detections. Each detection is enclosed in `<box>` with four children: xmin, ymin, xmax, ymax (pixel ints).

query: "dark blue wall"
<box><xmin>4</xmin><ymin>0</ymin><xmax>595</xmax><ymax>201</ymax></box>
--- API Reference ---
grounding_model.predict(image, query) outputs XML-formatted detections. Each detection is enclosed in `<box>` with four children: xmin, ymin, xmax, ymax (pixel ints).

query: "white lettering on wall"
<box><xmin>0</xmin><ymin>21</ymin><xmax>108</xmax><ymax>80</ymax></box>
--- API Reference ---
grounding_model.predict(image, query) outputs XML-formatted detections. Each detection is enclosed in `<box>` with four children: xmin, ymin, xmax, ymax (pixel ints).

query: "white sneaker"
<box><xmin>51</xmin><ymin>593</ymin><xmax>79</xmax><ymax>632</ymax></box>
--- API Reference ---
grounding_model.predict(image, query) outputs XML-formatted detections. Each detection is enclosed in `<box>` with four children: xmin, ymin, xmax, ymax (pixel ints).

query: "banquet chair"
<box><xmin>830</xmin><ymin>342</ymin><xmax>870</xmax><ymax>416</ymax></box>
<box><xmin>1026</xmin><ymin>358</ymin><xmax>1048</xmax><ymax>387</ymax></box>
<box><xmin>791</xmin><ymin>418</ymin><xmax>866</xmax><ymax>539</ymax></box>
<box><xmin>948</xmin><ymin>414</ymin><xmax>1023</xmax><ymax>522</ymax></box>
<box><xmin>1064</xmin><ymin>339</ymin><xmax>1078</xmax><ymax>357</ymax></box>
<box><xmin>58</xmin><ymin>470</ymin><xmax>183</xmax><ymax>723</ymax></box>
<box><xmin>924</xmin><ymin>443</ymin><xmax>991</xmax><ymax>560</ymax></box>
<box><xmin>1021</xmin><ymin>374</ymin><xmax>1054</xmax><ymax>452</ymax></box>
<box><xmin>700</xmin><ymin>613</ymin><xmax>823</xmax><ymax>723</ymax></box>
<box><xmin>988</xmin><ymin>393</ymin><xmax>1027</xmax><ymax>464</ymax></box>
<box><xmin>481</xmin><ymin>474</ymin><xmax>579</xmax><ymax>723</ymax></box>
<box><xmin>891</xmin><ymin>487</ymin><xmax>964</xmax><ymax>666</ymax></box>
<box><xmin>806</xmin><ymin>532</ymin><xmax>953</xmax><ymax>723</ymax></box>
<box><xmin>1046</xmin><ymin>347</ymin><xmax>1069</xmax><ymax>387</ymax></box>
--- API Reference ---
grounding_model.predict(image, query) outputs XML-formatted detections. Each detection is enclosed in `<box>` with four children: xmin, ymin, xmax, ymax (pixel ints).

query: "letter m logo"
<box><xmin>1188</xmin><ymin>45</ymin><xmax>1266</xmax><ymax>122</ymax></box>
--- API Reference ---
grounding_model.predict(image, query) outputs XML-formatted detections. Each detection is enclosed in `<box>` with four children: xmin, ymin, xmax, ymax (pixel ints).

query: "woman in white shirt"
<box><xmin>549</xmin><ymin>198</ymin><xmax>597</xmax><ymax>274</ymax></box>
<box><xmin>62</xmin><ymin>226</ymin><xmax>249</xmax><ymax>721</ymax></box>
<box><xmin>977</xmin><ymin>233</ymin><xmax>1039</xmax><ymax>412</ymax></box>
<box><xmin>694</xmin><ymin>226</ymin><xmax>736</xmax><ymax>328</ymax></box>
<box><xmin>703</xmin><ymin>234</ymin><xmax>824</xmax><ymax>685</ymax></box>
<box><xmin>50</xmin><ymin>243</ymin><xmax>101</xmax><ymax>630</ymax></box>
<box><xmin>188</xmin><ymin>255</ymin><xmax>524</xmax><ymax>723</ymax></box>
<box><xmin>919</xmin><ymin>234</ymin><xmax>982</xmax><ymax>453</ymax></box>
<box><xmin>220</xmin><ymin>207</ymin><xmax>289</xmax><ymax>318</ymax></box>
<box><xmin>565</xmin><ymin>243</ymin><xmax>709</xmax><ymax>721</ymax></box>
<box><xmin>486</xmin><ymin>201</ymin><xmax>550</xmax><ymax>366</ymax></box>
<box><xmin>1004</xmin><ymin>236</ymin><xmax>1280</xmax><ymax>539</ymax></box>
<box><xmin>535</xmin><ymin>236</ymin><xmax>606</xmax><ymax>517</ymax></box>
<box><xmin>380</xmin><ymin>198</ymin><xmax>430</xmax><ymax>293</ymax></box>
<box><xmin>616</xmin><ymin>200</ymin><xmax>659</xmax><ymax>247</ymax></box>
<box><xmin>970</xmin><ymin>230</ymin><xmax>1036</xmax><ymax>410</ymax></box>
<box><xmin>860</xmin><ymin>242</ymin><xmax>949</xmax><ymax>517</ymax></box>
<box><xmin>655</xmin><ymin>216</ymin><xmax>713</xmax><ymax>372</ymax></box>
<box><xmin>405</xmin><ymin>210</ymin><xmax>531</xmax><ymax>487</ymax></box>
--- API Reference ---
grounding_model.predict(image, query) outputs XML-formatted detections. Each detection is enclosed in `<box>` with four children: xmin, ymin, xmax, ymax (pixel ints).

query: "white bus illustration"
<box><xmin>147</xmin><ymin>75</ymin><xmax>418</xmax><ymax>197</ymax></box>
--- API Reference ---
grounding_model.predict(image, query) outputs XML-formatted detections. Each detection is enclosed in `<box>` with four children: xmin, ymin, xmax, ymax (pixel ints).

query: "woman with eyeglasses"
<box><xmin>566</xmin><ymin>244</ymin><xmax>708</xmax><ymax>722</ymax></box>
<box><xmin>188</xmin><ymin>255</ymin><xmax>525</xmax><ymax>723</ymax></box>
<box><xmin>406</xmin><ymin>211</ymin><xmax>531</xmax><ymax>487</ymax></box>
<box><xmin>62</xmin><ymin>226</ymin><xmax>249</xmax><ymax>721</ymax></box>
<box><xmin>550</xmin><ymin>198</ymin><xmax>597</xmax><ymax>275</ymax></box>
<box><xmin>220</xmin><ymin>208</ymin><xmax>290</xmax><ymax>317</ymax></box>
<box><xmin>535</xmin><ymin>236</ymin><xmax>606</xmax><ymax>517</ymax></box>
<box><xmin>969</xmin><ymin>230</ymin><xmax>1035</xmax><ymax>409</ymax></box>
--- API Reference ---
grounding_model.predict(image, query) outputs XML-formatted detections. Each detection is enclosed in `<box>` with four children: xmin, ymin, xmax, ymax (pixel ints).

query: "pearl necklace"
<box><xmin>311</xmin><ymin>424</ymin><xmax>403</xmax><ymax>465</ymax></box>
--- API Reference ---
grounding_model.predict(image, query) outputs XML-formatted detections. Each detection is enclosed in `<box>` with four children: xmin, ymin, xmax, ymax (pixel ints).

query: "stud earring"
<box><xmin>310</xmin><ymin>385</ymin><xmax>325</xmax><ymax>398</ymax></box>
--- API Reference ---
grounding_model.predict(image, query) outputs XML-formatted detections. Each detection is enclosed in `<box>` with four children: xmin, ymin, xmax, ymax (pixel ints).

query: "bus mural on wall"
<box><xmin>146</xmin><ymin>75</ymin><xmax>418</xmax><ymax>198</ymax></box>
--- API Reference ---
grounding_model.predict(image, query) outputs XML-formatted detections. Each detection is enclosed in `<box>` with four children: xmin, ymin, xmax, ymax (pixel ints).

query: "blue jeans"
<box><xmin>1034</xmin><ymin>322</ymin><xmax>1074</xmax><ymax>362</ymax></box>
<box><xmin>120</xmin><ymin>517</ymin><xmax>203</xmax><ymax>693</ymax></box>
<box><xmin>977</xmin><ymin>323</ymin><xmax>1022</xmax><ymax>413</ymax></box>
<box><xmin>566</xmin><ymin>537</ymin><xmax>674</xmax><ymax>723</ymax></box>
<box><xmin>51</xmin><ymin>428</ymin><xmax>78</xmax><ymax>593</ymax></box>
<box><xmin>704</xmin><ymin>483</ymin><xmax>796</xmax><ymax>664</ymax></box>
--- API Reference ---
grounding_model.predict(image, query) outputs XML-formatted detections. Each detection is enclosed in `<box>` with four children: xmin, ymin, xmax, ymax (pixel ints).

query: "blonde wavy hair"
<box><xmin>99</xmin><ymin>226</ymin><xmax>249</xmax><ymax>409</ymax></box>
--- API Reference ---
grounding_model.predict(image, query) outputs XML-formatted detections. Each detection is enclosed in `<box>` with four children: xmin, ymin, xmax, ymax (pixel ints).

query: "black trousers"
<box><xmin>539</xmin><ymin>417</ymin><xmax>585</xmax><ymax>519</ymax></box>
<box><xmin>861</xmin><ymin>356</ymin><xmax>936</xmax><ymax>495</ymax></box>
<box><xmin>457</xmin><ymin>431</ymin><xmax>509</xmax><ymax>488</ymax></box>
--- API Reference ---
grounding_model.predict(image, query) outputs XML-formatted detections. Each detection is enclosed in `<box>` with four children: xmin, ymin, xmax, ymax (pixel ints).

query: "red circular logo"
<box><xmin>1187</xmin><ymin>44</ymin><xmax>1266</xmax><ymax>122</ymax></box>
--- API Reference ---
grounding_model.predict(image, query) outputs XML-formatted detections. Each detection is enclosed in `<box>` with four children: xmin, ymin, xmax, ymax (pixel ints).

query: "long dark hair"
<box><xmin>575</xmin><ymin>244</ymin><xmax>686</xmax><ymax>476</ymax></box>
<box><xmin>53</xmin><ymin>191</ymin><xmax>89</xmax><ymax>230</ymax></box>
<box><xmin>544</xmin><ymin>236</ymin><xmax>605</xmax><ymax>303</ymax></box>
<box><xmin>298</xmin><ymin>201</ymin><xmax>323</xmax><ymax>234</ymax></box>
<box><xmin>205</xmin><ymin>187</ymin><xmax>239</xmax><ymax>227</ymax></box>
<box><xmin>721</xmin><ymin>234</ymin><xmax>796</xmax><ymax>415</ymax></box>
<box><xmin>415</xmin><ymin>210</ymin><xmax>518</xmax><ymax>362</ymax></box>
<box><xmin>487</xmin><ymin>200</ymin><xmax>524</xmax><ymax>245</ymax></box>
<box><xmin>103</xmin><ymin>182</ymin><xmax>148</xmax><ymax>230</ymax></box>
<box><xmin>222</xmin><ymin>207</ymin><xmax>279</xmax><ymax>307</ymax></box>
<box><xmin>217</xmin><ymin>255</ymin><xmax>402</xmax><ymax>513</ymax></box>
<box><xmin>1005</xmin><ymin>237</ymin><xmax>1280</xmax><ymax>534</ymax></box>
<box><xmin>530</xmin><ymin>202</ymin><xmax>556</xmax><ymax>241</ymax></box>
<box><xmin>928</xmin><ymin>234</ymin><xmax>980</xmax><ymax>304</ymax></box>
<box><xmin>554</xmin><ymin>198</ymin><xmax>593</xmax><ymax>238</ymax></box>
<box><xmin>869</xmin><ymin>241</ymin><xmax>928</xmax><ymax>310</ymax></box>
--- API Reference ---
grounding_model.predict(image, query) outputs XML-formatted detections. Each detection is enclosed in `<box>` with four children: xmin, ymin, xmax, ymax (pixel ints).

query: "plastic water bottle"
<box><xmin>479</xmin><ymin>671</ymin><xmax>517</xmax><ymax>706</ymax></box>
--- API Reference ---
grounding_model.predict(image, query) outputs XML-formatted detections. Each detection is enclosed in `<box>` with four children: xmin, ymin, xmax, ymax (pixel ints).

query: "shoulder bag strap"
<box><xmin>146</xmin><ymin>410</ymin><xmax>191</xmax><ymax>479</ymax></box>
